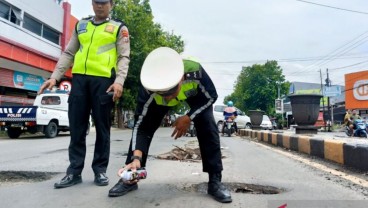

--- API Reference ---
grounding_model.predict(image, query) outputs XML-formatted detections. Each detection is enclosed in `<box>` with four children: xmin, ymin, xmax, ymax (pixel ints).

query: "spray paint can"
<box><xmin>120</xmin><ymin>168</ymin><xmax>147</xmax><ymax>182</ymax></box>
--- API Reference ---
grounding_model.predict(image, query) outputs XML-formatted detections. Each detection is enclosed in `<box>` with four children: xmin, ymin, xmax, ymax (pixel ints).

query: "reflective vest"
<box><xmin>73</xmin><ymin>18</ymin><xmax>122</xmax><ymax>78</ymax></box>
<box><xmin>154</xmin><ymin>59</ymin><xmax>201</xmax><ymax>106</ymax></box>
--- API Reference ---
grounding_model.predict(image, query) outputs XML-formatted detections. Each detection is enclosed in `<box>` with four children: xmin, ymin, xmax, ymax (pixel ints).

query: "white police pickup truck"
<box><xmin>0</xmin><ymin>91</ymin><xmax>90</xmax><ymax>139</ymax></box>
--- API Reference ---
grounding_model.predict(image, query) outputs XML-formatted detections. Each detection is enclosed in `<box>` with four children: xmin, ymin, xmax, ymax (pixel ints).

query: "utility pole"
<box><xmin>320</xmin><ymin>69</ymin><xmax>326</xmax><ymax>131</ymax></box>
<box><xmin>325</xmin><ymin>68</ymin><xmax>331</xmax><ymax>132</ymax></box>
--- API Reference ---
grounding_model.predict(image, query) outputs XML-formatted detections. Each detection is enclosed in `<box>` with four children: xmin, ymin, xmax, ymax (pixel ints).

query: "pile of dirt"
<box><xmin>156</xmin><ymin>145</ymin><xmax>202</xmax><ymax>162</ymax></box>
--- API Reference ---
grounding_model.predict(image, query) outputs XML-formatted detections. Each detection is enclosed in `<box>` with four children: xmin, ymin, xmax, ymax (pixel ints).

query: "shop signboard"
<box><xmin>13</xmin><ymin>71</ymin><xmax>45</xmax><ymax>92</ymax></box>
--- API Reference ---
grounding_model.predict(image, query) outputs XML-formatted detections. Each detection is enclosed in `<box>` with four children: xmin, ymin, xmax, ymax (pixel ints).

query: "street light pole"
<box><xmin>277</xmin><ymin>81</ymin><xmax>284</xmax><ymax>128</ymax></box>
<box><xmin>320</xmin><ymin>69</ymin><xmax>327</xmax><ymax>132</ymax></box>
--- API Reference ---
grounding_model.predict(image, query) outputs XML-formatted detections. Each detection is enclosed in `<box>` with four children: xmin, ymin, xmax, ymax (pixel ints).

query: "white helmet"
<box><xmin>140</xmin><ymin>47</ymin><xmax>184</xmax><ymax>92</ymax></box>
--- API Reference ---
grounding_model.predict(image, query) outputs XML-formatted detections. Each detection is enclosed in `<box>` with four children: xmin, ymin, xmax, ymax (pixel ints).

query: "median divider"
<box><xmin>239</xmin><ymin>129</ymin><xmax>368</xmax><ymax>171</ymax></box>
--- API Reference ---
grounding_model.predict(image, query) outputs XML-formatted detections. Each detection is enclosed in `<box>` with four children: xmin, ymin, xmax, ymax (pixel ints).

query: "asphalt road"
<box><xmin>0</xmin><ymin>128</ymin><xmax>367</xmax><ymax>208</ymax></box>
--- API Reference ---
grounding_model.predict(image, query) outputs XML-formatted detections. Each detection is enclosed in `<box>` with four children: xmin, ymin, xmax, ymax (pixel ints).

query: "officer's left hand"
<box><xmin>106</xmin><ymin>83</ymin><xmax>123</xmax><ymax>102</ymax></box>
<box><xmin>171</xmin><ymin>115</ymin><xmax>191</xmax><ymax>139</ymax></box>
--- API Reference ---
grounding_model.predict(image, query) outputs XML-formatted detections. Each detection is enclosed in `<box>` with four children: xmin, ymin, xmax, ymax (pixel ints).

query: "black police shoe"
<box><xmin>54</xmin><ymin>174</ymin><xmax>82</xmax><ymax>189</ymax></box>
<box><xmin>94</xmin><ymin>173</ymin><xmax>109</xmax><ymax>186</ymax></box>
<box><xmin>108</xmin><ymin>179</ymin><xmax>138</xmax><ymax>197</ymax></box>
<box><xmin>208</xmin><ymin>181</ymin><xmax>232</xmax><ymax>203</ymax></box>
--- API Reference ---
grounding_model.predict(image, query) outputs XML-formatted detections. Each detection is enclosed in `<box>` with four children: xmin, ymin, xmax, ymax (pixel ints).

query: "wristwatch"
<box><xmin>131</xmin><ymin>155</ymin><xmax>142</xmax><ymax>163</ymax></box>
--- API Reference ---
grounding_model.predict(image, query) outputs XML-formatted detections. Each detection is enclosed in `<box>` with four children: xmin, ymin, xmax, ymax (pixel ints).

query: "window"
<box><xmin>23</xmin><ymin>13</ymin><xmax>60</xmax><ymax>45</ymax></box>
<box><xmin>23</xmin><ymin>14</ymin><xmax>41</xmax><ymax>36</ymax></box>
<box><xmin>10</xmin><ymin>7</ymin><xmax>21</xmax><ymax>24</ymax></box>
<box><xmin>0</xmin><ymin>1</ymin><xmax>21</xmax><ymax>25</ymax></box>
<box><xmin>214</xmin><ymin>105</ymin><xmax>226</xmax><ymax>112</ymax></box>
<box><xmin>43</xmin><ymin>25</ymin><xmax>60</xmax><ymax>44</ymax></box>
<box><xmin>0</xmin><ymin>1</ymin><xmax>10</xmax><ymax>20</ymax></box>
<box><xmin>41</xmin><ymin>96</ymin><xmax>61</xmax><ymax>105</ymax></box>
<box><xmin>237</xmin><ymin>109</ymin><xmax>245</xmax><ymax>116</ymax></box>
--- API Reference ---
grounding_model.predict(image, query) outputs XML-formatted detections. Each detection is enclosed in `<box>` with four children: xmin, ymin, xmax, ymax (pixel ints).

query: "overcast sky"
<box><xmin>67</xmin><ymin>0</ymin><xmax>368</xmax><ymax>103</ymax></box>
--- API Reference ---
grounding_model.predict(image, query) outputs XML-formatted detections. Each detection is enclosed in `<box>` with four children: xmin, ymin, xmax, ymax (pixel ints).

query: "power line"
<box><xmin>313</xmin><ymin>36</ymin><xmax>368</xmax><ymax>67</ymax></box>
<box><xmin>207</xmin><ymin>59</ymin><xmax>368</xmax><ymax>77</ymax></box>
<box><xmin>329</xmin><ymin>60</ymin><xmax>368</xmax><ymax>71</ymax></box>
<box><xmin>202</xmin><ymin>54</ymin><xmax>368</xmax><ymax>65</ymax></box>
<box><xmin>286</xmin><ymin>30</ymin><xmax>368</xmax><ymax>77</ymax></box>
<box><xmin>296</xmin><ymin>0</ymin><xmax>368</xmax><ymax>15</ymax></box>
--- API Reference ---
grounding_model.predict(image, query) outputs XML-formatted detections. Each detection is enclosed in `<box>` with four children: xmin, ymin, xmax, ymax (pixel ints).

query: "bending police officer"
<box><xmin>108</xmin><ymin>47</ymin><xmax>232</xmax><ymax>203</ymax></box>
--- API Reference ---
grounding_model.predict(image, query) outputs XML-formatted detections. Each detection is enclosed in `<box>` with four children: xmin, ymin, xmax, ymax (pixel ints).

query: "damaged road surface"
<box><xmin>0</xmin><ymin>127</ymin><xmax>367</xmax><ymax>208</ymax></box>
<box><xmin>0</xmin><ymin>171</ymin><xmax>59</xmax><ymax>185</ymax></box>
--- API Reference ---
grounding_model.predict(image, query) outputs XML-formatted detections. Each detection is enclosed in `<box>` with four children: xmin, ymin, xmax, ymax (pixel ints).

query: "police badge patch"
<box><xmin>105</xmin><ymin>25</ymin><xmax>115</xmax><ymax>33</ymax></box>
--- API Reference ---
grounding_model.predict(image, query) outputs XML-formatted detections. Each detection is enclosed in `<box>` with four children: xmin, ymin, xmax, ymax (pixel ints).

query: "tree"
<box><xmin>224</xmin><ymin>61</ymin><xmax>290</xmax><ymax>116</ymax></box>
<box><xmin>111</xmin><ymin>0</ymin><xmax>184</xmax><ymax>128</ymax></box>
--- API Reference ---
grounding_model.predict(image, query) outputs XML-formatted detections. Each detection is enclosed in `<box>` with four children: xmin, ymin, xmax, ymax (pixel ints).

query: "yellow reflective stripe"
<box><xmin>153</xmin><ymin>81</ymin><xmax>199</xmax><ymax>106</ymax></box>
<box><xmin>97</xmin><ymin>43</ymin><xmax>116</xmax><ymax>54</ymax></box>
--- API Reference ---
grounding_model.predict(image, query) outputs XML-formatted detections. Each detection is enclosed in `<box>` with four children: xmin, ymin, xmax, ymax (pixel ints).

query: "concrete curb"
<box><xmin>239</xmin><ymin>129</ymin><xmax>368</xmax><ymax>171</ymax></box>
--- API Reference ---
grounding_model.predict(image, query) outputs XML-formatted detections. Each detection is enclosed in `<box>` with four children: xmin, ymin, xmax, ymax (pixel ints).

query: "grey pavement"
<box><xmin>0</xmin><ymin>127</ymin><xmax>367</xmax><ymax>208</ymax></box>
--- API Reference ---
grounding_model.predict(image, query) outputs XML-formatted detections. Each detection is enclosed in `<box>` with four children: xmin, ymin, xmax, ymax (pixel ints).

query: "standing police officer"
<box><xmin>38</xmin><ymin>0</ymin><xmax>130</xmax><ymax>188</ymax></box>
<box><xmin>108</xmin><ymin>47</ymin><xmax>232</xmax><ymax>203</ymax></box>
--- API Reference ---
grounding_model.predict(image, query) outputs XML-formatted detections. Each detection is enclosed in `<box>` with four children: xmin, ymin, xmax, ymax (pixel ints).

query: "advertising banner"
<box><xmin>345</xmin><ymin>71</ymin><xmax>368</xmax><ymax>109</ymax></box>
<box><xmin>275</xmin><ymin>99</ymin><xmax>283</xmax><ymax>114</ymax></box>
<box><xmin>13</xmin><ymin>71</ymin><xmax>45</xmax><ymax>92</ymax></box>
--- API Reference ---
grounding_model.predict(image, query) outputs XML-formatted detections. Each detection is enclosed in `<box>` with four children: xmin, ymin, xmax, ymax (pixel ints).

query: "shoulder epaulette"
<box><xmin>184</xmin><ymin>70</ymin><xmax>202</xmax><ymax>80</ymax></box>
<box><xmin>183</xmin><ymin>59</ymin><xmax>202</xmax><ymax>80</ymax></box>
<box><xmin>112</xmin><ymin>18</ymin><xmax>125</xmax><ymax>25</ymax></box>
<box><xmin>81</xmin><ymin>16</ymin><xmax>93</xmax><ymax>20</ymax></box>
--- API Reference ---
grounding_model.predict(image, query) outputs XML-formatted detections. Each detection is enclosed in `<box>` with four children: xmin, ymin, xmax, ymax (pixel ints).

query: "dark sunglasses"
<box><xmin>151</xmin><ymin>84</ymin><xmax>179</xmax><ymax>96</ymax></box>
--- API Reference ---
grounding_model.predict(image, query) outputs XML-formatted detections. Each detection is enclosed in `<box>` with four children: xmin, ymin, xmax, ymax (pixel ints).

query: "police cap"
<box><xmin>140</xmin><ymin>47</ymin><xmax>184</xmax><ymax>92</ymax></box>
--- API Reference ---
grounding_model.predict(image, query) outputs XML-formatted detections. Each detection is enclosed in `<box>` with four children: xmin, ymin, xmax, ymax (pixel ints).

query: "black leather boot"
<box><xmin>208</xmin><ymin>172</ymin><xmax>232</xmax><ymax>203</ymax></box>
<box><xmin>54</xmin><ymin>174</ymin><xmax>82</xmax><ymax>189</ymax></box>
<box><xmin>108</xmin><ymin>179</ymin><xmax>138</xmax><ymax>197</ymax></box>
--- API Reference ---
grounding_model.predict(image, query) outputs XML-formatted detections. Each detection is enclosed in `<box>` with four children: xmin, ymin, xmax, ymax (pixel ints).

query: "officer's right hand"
<box><xmin>117</xmin><ymin>160</ymin><xmax>141</xmax><ymax>184</ymax></box>
<box><xmin>38</xmin><ymin>79</ymin><xmax>57</xmax><ymax>94</ymax></box>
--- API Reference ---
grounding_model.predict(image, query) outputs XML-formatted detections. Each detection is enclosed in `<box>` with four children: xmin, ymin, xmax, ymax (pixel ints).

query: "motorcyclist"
<box><xmin>348</xmin><ymin>109</ymin><xmax>361</xmax><ymax>136</ymax></box>
<box><xmin>344</xmin><ymin>109</ymin><xmax>352</xmax><ymax>126</ymax></box>
<box><xmin>222</xmin><ymin>101</ymin><xmax>238</xmax><ymax>135</ymax></box>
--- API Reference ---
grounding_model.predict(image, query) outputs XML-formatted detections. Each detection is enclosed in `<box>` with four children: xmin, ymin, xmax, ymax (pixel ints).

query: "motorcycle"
<box><xmin>345</xmin><ymin>119</ymin><xmax>368</xmax><ymax>138</ymax></box>
<box><xmin>223</xmin><ymin>118</ymin><xmax>235</xmax><ymax>137</ymax></box>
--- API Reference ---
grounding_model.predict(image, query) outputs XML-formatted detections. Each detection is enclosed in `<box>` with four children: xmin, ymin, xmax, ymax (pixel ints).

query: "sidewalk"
<box><xmin>238</xmin><ymin>128</ymin><xmax>368</xmax><ymax>172</ymax></box>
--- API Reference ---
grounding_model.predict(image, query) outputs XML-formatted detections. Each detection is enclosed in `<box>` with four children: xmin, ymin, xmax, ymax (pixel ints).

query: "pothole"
<box><xmin>0</xmin><ymin>171</ymin><xmax>59</xmax><ymax>184</ymax></box>
<box><xmin>183</xmin><ymin>182</ymin><xmax>285</xmax><ymax>194</ymax></box>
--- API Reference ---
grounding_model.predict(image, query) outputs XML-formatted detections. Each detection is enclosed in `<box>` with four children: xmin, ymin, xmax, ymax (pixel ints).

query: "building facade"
<box><xmin>0</xmin><ymin>0</ymin><xmax>77</xmax><ymax>106</ymax></box>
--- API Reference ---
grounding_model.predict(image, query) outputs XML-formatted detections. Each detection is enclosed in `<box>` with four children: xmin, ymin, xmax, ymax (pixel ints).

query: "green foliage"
<box><xmin>112</xmin><ymin>0</ymin><xmax>184</xmax><ymax>111</ymax></box>
<box><xmin>224</xmin><ymin>61</ymin><xmax>290</xmax><ymax>115</ymax></box>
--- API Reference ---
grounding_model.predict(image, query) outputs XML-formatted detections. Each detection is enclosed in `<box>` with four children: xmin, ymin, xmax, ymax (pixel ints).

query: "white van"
<box><xmin>260</xmin><ymin>115</ymin><xmax>273</xmax><ymax>130</ymax></box>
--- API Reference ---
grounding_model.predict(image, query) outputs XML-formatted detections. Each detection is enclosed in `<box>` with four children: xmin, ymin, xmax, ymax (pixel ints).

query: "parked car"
<box><xmin>0</xmin><ymin>91</ymin><xmax>91</xmax><ymax>139</ymax></box>
<box><xmin>213</xmin><ymin>105</ymin><xmax>251</xmax><ymax>132</ymax></box>
<box><xmin>260</xmin><ymin>115</ymin><xmax>273</xmax><ymax>130</ymax></box>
